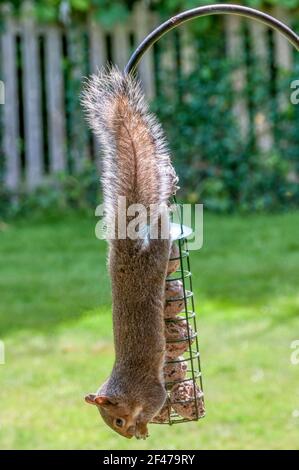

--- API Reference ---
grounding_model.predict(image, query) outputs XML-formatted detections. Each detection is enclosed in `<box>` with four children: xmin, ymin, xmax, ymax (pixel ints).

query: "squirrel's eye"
<box><xmin>115</xmin><ymin>418</ymin><xmax>124</xmax><ymax>428</ymax></box>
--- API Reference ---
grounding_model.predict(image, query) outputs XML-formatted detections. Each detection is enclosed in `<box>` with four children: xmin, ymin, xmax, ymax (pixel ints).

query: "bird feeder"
<box><xmin>123</xmin><ymin>3</ymin><xmax>299</xmax><ymax>425</ymax></box>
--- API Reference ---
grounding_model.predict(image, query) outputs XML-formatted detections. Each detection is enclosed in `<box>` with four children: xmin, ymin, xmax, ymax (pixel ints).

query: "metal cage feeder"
<box><xmin>142</xmin><ymin>199</ymin><xmax>205</xmax><ymax>425</ymax></box>
<box><xmin>156</xmin><ymin>201</ymin><xmax>205</xmax><ymax>425</ymax></box>
<box><xmin>123</xmin><ymin>4</ymin><xmax>299</xmax><ymax>426</ymax></box>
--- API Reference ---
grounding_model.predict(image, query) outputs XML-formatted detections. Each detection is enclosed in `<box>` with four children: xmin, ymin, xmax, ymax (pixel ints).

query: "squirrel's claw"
<box><xmin>135</xmin><ymin>433</ymin><xmax>148</xmax><ymax>440</ymax></box>
<box><xmin>135</xmin><ymin>423</ymin><xmax>149</xmax><ymax>440</ymax></box>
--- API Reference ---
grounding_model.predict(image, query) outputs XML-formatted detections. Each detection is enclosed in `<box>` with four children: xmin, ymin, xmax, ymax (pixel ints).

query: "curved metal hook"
<box><xmin>125</xmin><ymin>3</ymin><xmax>299</xmax><ymax>74</ymax></box>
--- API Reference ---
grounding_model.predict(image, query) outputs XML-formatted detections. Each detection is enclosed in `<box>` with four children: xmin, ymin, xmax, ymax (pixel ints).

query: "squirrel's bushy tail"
<box><xmin>82</xmin><ymin>67</ymin><xmax>178</xmax><ymax>229</ymax></box>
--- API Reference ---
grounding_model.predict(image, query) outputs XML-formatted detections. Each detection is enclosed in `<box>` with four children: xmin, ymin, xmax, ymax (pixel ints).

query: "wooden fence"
<box><xmin>0</xmin><ymin>2</ymin><xmax>295</xmax><ymax>193</ymax></box>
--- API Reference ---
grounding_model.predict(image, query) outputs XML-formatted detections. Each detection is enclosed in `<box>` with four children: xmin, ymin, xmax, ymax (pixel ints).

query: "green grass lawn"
<box><xmin>0</xmin><ymin>211</ymin><xmax>299</xmax><ymax>450</ymax></box>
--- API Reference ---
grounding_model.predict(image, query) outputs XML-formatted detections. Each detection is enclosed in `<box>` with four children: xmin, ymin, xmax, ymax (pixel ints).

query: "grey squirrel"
<box><xmin>82</xmin><ymin>67</ymin><xmax>178</xmax><ymax>440</ymax></box>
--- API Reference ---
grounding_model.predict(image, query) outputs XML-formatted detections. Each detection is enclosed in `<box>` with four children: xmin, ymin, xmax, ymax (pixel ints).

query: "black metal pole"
<box><xmin>125</xmin><ymin>3</ymin><xmax>299</xmax><ymax>74</ymax></box>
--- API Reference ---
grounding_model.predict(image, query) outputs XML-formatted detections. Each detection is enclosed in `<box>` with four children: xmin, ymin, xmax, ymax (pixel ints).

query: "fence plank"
<box><xmin>249</xmin><ymin>21</ymin><xmax>273</xmax><ymax>153</ymax></box>
<box><xmin>22</xmin><ymin>1</ymin><xmax>43</xmax><ymax>189</ymax></box>
<box><xmin>159</xmin><ymin>32</ymin><xmax>177</xmax><ymax>100</ymax></box>
<box><xmin>45</xmin><ymin>26</ymin><xmax>66</xmax><ymax>173</ymax></box>
<box><xmin>89</xmin><ymin>16</ymin><xmax>106</xmax><ymax>74</ymax></box>
<box><xmin>181</xmin><ymin>26</ymin><xmax>197</xmax><ymax>77</ymax></box>
<box><xmin>273</xmin><ymin>6</ymin><xmax>293</xmax><ymax>71</ymax></box>
<box><xmin>1</xmin><ymin>5</ymin><xmax>21</xmax><ymax>192</ymax></box>
<box><xmin>134</xmin><ymin>2</ymin><xmax>155</xmax><ymax>98</ymax></box>
<box><xmin>113</xmin><ymin>22</ymin><xmax>130</xmax><ymax>70</ymax></box>
<box><xmin>273</xmin><ymin>6</ymin><xmax>293</xmax><ymax>110</ymax></box>
<box><xmin>67</xmin><ymin>25</ymin><xmax>90</xmax><ymax>171</ymax></box>
<box><xmin>88</xmin><ymin>17</ymin><xmax>107</xmax><ymax>167</ymax></box>
<box><xmin>225</xmin><ymin>15</ymin><xmax>250</xmax><ymax>140</ymax></box>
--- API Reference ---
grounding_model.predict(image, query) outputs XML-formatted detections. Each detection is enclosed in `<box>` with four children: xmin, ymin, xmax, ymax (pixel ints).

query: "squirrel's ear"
<box><xmin>85</xmin><ymin>393</ymin><xmax>97</xmax><ymax>405</ymax></box>
<box><xmin>94</xmin><ymin>395</ymin><xmax>117</xmax><ymax>407</ymax></box>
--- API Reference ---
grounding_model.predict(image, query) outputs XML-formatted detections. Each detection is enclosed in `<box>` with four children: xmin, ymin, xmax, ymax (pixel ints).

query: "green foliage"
<box><xmin>2</xmin><ymin>0</ymin><xmax>299</xmax><ymax>21</ymax></box>
<box><xmin>34</xmin><ymin>1</ymin><xmax>60</xmax><ymax>22</ymax></box>
<box><xmin>152</xmin><ymin>0</ymin><xmax>299</xmax><ymax>15</ymax></box>
<box><xmin>0</xmin><ymin>0</ymin><xmax>134</xmax><ymax>24</ymax></box>
<box><xmin>153</xmin><ymin>31</ymin><xmax>299</xmax><ymax>212</ymax></box>
<box><xmin>93</xmin><ymin>1</ymin><xmax>130</xmax><ymax>27</ymax></box>
<box><xmin>0</xmin><ymin>161</ymin><xmax>100</xmax><ymax>220</ymax></box>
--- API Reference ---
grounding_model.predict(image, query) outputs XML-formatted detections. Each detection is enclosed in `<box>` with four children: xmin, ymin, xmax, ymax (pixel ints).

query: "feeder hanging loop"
<box><xmin>125</xmin><ymin>3</ymin><xmax>299</xmax><ymax>75</ymax></box>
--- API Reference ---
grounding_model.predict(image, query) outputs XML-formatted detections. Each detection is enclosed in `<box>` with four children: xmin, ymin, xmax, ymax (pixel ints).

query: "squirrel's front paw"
<box><xmin>135</xmin><ymin>422</ymin><xmax>149</xmax><ymax>440</ymax></box>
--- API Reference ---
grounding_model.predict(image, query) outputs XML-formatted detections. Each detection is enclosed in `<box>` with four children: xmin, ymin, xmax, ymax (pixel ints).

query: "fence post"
<box><xmin>158</xmin><ymin>31</ymin><xmax>177</xmax><ymax>100</ymax></box>
<box><xmin>45</xmin><ymin>26</ymin><xmax>66</xmax><ymax>173</ymax></box>
<box><xmin>134</xmin><ymin>2</ymin><xmax>155</xmax><ymax>98</ymax></box>
<box><xmin>67</xmin><ymin>23</ymin><xmax>90</xmax><ymax>171</ymax></box>
<box><xmin>22</xmin><ymin>0</ymin><xmax>43</xmax><ymax>189</ymax></box>
<box><xmin>113</xmin><ymin>22</ymin><xmax>131</xmax><ymax>70</ymax></box>
<box><xmin>1</xmin><ymin>4</ymin><xmax>21</xmax><ymax>193</ymax></box>
<box><xmin>249</xmin><ymin>21</ymin><xmax>273</xmax><ymax>153</ymax></box>
<box><xmin>181</xmin><ymin>26</ymin><xmax>197</xmax><ymax>77</ymax></box>
<box><xmin>88</xmin><ymin>15</ymin><xmax>106</xmax><ymax>74</ymax></box>
<box><xmin>273</xmin><ymin>6</ymin><xmax>293</xmax><ymax>109</ymax></box>
<box><xmin>273</xmin><ymin>6</ymin><xmax>293</xmax><ymax>71</ymax></box>
<box><xmin>88</xmin><ymin>16</ymin><xmax>107</xmax><ymax>168</ymax></box>
<box><xmin>225</xmin><ymin>15</ymin><xmax>250</xmax><ymax>141</ymax></box>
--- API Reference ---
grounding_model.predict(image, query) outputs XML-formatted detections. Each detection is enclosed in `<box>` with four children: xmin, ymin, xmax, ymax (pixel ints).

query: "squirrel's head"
<box><xmin>85</xmin><ymin>393</ymin><xmax>146</xmax><ymax>439</ymax></box>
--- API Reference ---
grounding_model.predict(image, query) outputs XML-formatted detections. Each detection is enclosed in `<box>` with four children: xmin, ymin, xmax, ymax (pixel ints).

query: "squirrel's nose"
<box><xmin>126</xmin><ymin>425</ymin><xmax>136</xmax><ymax>436</ymax></box>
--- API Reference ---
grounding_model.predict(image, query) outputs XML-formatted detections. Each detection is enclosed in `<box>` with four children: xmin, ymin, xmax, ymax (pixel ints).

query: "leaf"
<box><xmin>71</xmin><ymin>0</ymin><xmax>90</xmax><ymax>12</ymax></box>
<box><xmin>35</xmin><ymin>4</ymin><xmax>57</xmax><ymax>22</ymax></box>
<box><xmin>94</xmin><ymin>2</ymin><xmax>129</xmax><ymax>27</ymax></box>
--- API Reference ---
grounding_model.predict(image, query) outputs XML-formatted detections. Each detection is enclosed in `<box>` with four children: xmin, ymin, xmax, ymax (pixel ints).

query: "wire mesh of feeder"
<box><xmin>151</xmin><ymin>201</ymin><xmax>205</xmax><ymax>425</ymax></box>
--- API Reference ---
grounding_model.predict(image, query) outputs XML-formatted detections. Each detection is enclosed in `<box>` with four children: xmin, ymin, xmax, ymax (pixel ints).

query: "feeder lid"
<box><xmin>170</xmin><ymin>223</ymin><xmax>193</xmax><ymax>240</ymax></box>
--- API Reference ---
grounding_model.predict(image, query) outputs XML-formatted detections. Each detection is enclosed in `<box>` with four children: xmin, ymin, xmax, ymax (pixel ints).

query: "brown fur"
<box><xmin>82</xmin><ymin>67</ymin><xmax>178</xmax><ymax>439</ymax></box>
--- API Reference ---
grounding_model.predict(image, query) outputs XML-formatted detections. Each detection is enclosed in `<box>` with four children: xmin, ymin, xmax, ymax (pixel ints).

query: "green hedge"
<box><xmin>0</xmin><ymin>0</ymin><xmax>298</xmax><ymax>217</ymax></box>
<box><xmin>153</xmin><ymin>29</ymin><xmax>299</xmax><ymax>212</ymax></box>
<box><xmin>2</xmin><ymin>1</ymin><xmax>299</xmax><ymax>23</ymax></box>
